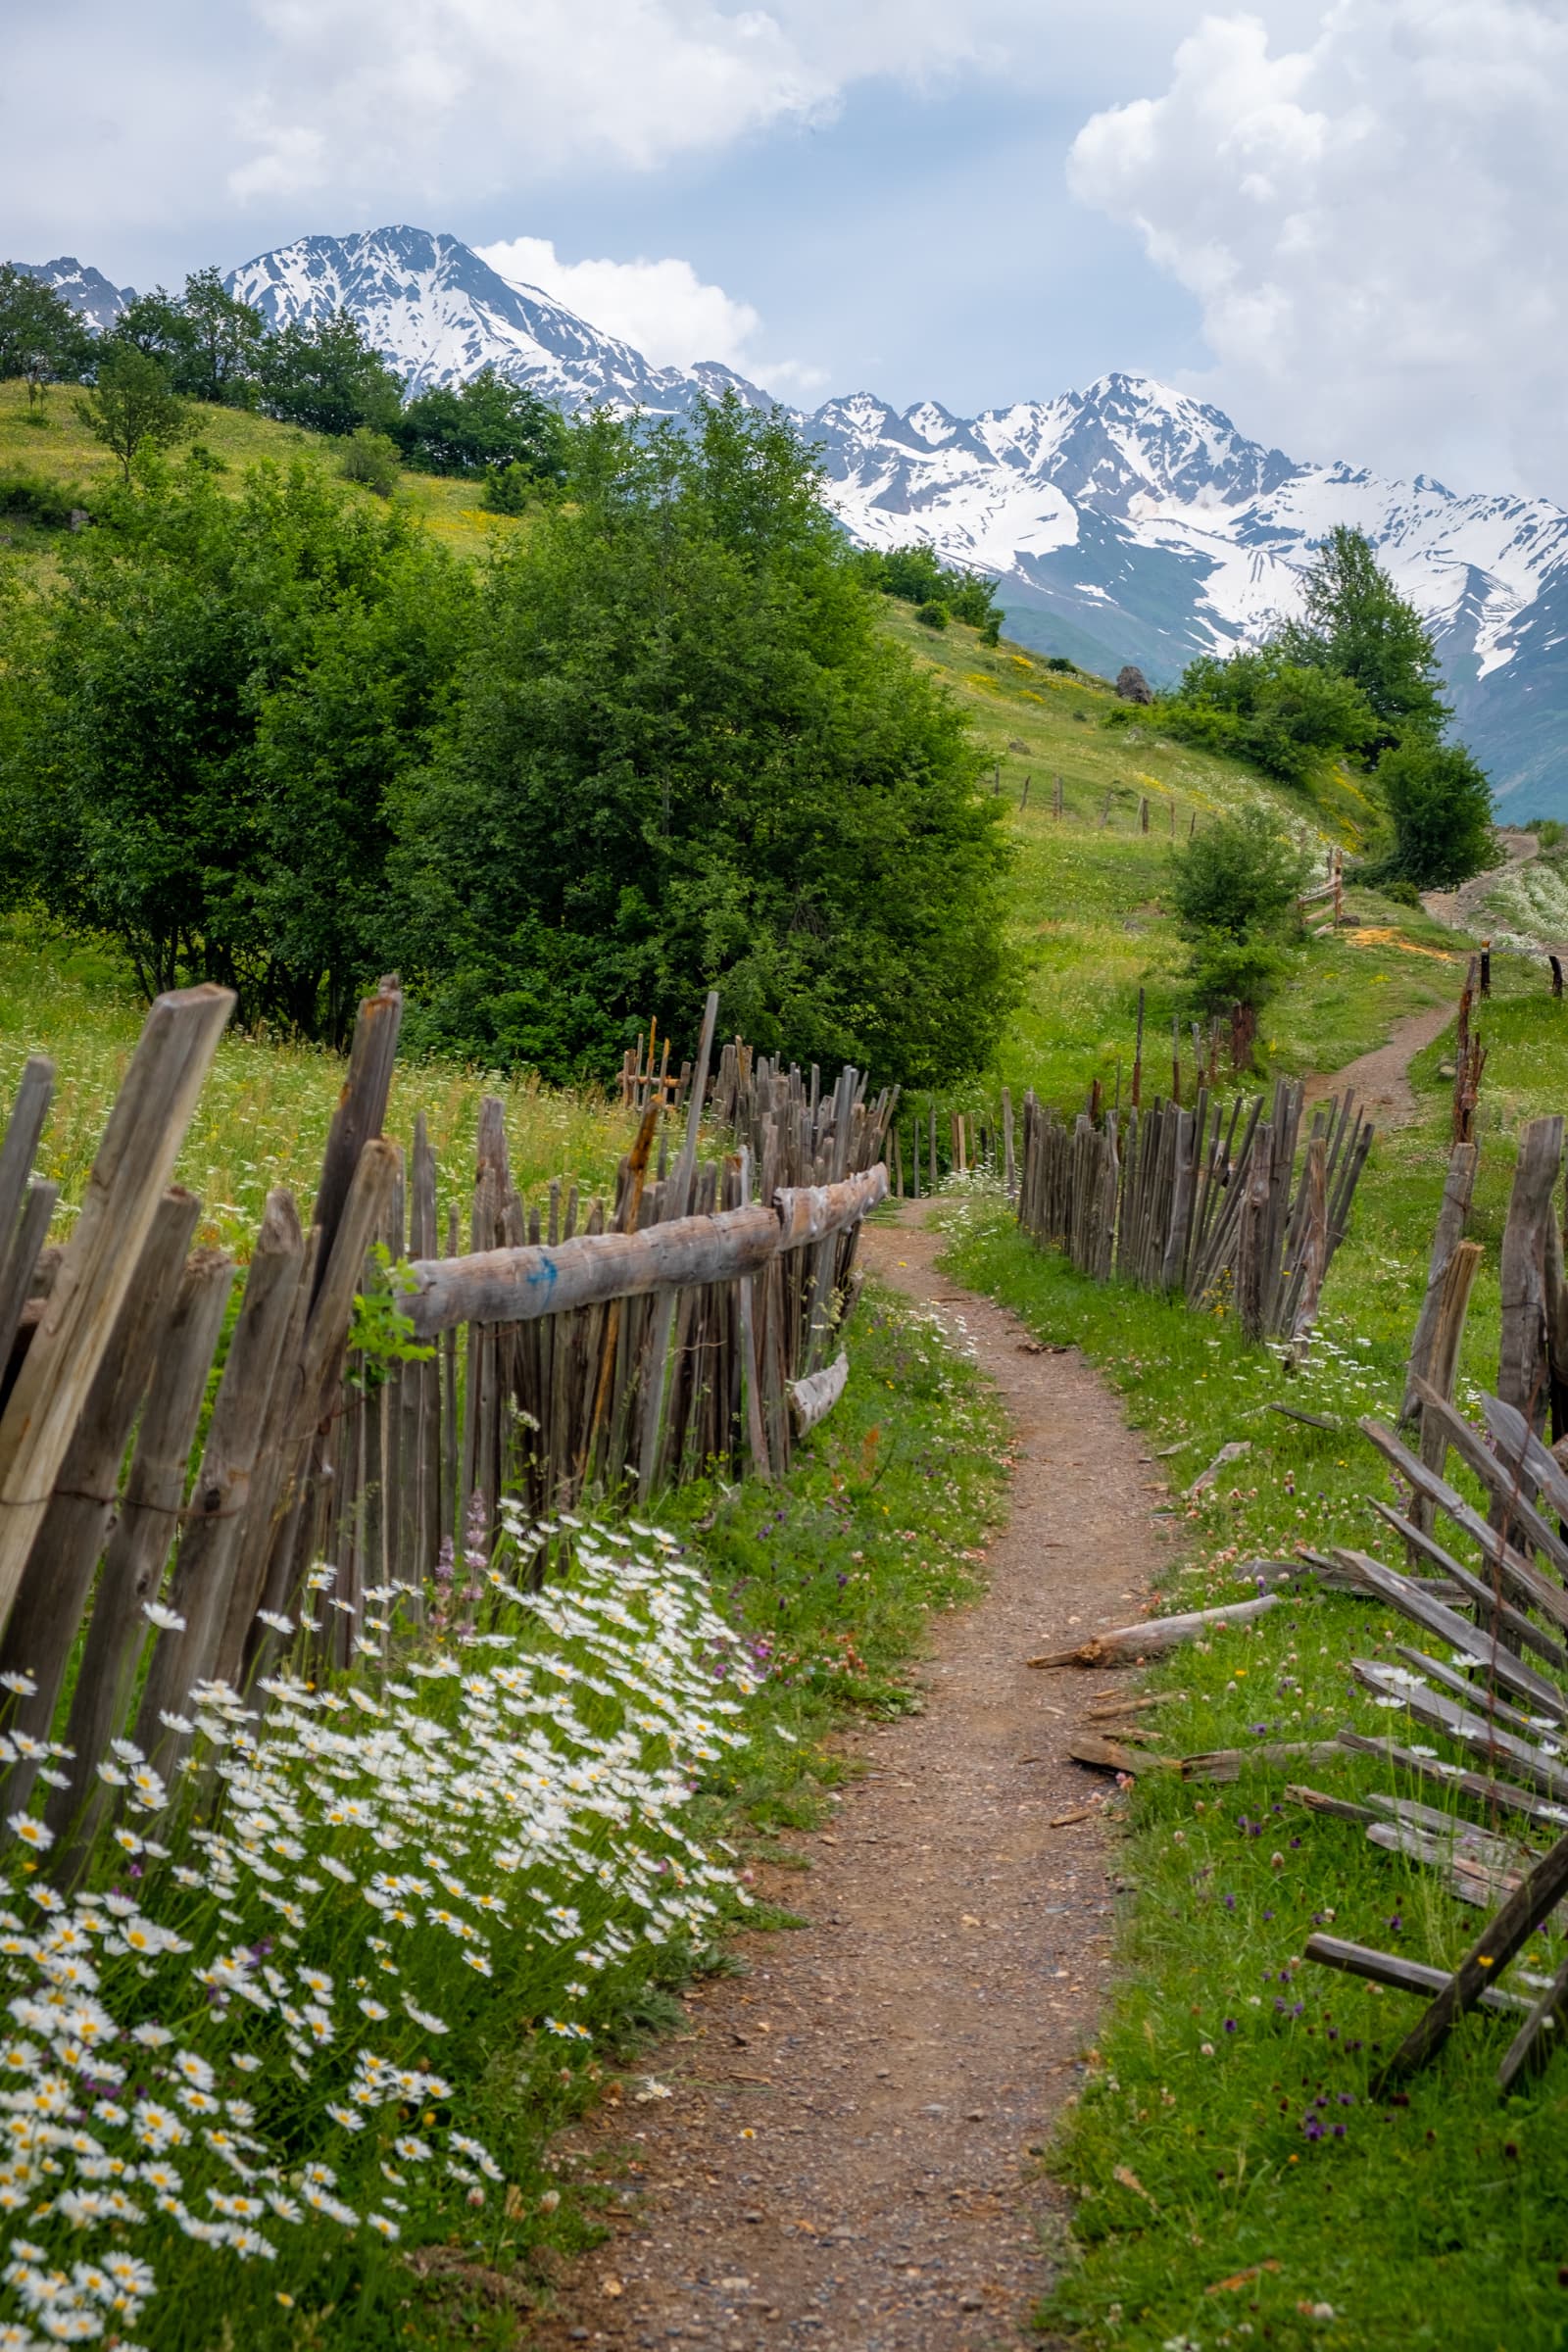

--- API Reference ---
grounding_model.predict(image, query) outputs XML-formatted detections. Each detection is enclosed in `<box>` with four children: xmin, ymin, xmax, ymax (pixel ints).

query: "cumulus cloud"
<box><xmin>478</xmin><ymin>238</ymin><xmax>760</xmax><ymax>371</ymax></box>
<box><xmin>225</xmin><ymin>0</ymin><xmax>1026</xmax><ymax>204</ymax></box>
<box><xmin>1068</xmin><ymin>1</ymin><xmax>1568</xmax><ymax>497</ymax></box>
<box><xmin>476</xmin><ymin>234</ymin><xmax>828</xmax><ymax>394</ymax></box>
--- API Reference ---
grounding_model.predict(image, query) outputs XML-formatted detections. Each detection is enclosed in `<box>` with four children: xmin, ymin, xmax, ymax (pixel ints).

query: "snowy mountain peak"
<box><xmin>15</xmin><ymin>256</ymin><xmax>133</xmax><ymax>334</ymax></box>
<box><xmin>224</xmin><ymin>223</ymin><xmax>770</xmax><ymax>418</ymax></box>
<box><xmin>7</xmin><ymin>219</ymin><xmax>1568</xmax><ymax>809</ymax></box>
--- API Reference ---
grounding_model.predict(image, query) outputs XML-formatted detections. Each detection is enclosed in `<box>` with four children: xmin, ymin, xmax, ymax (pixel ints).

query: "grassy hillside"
<box><xmin>0</xmin><ymin>378</ymin><xmax>518</xmax><ymax>558</ymax></box>
<box><xmin>0</xmin><ymin>920</ymin><xmax>630</xmax><ymax>1256</ymax></box>
<box><xmin>877</xmin><ymin>604</ymin><xmax>1464</xmax><ymax>1109</ymax></box>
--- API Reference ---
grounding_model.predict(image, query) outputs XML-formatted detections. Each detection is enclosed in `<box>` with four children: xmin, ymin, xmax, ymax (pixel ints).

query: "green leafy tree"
<box><xmin>338</xmin><ymin>427</ymin><xmax>402</xmax><ymax>497</ymax></box>
<box><xmin>113</xmin><ymin>271</ymin><xmax>268</xmax><ymax>405</ymax></box>
<box><xmin>394</xmin><ymin>367</ymin><xmax>567</xmax><ymax>482</ymax></box>
<box><xmin>176</xmin><ymin>269</ymin><xmax>268</xmax><ymax>404</ymax></box>
<box><xmin>395</xmin><ymin>397</ymin><xmax>1012</xmax><ymax>1085</ymax></box>
<box><xmin>255</xmin><ymin>310</ymin><xmax>404</xmax><ymax>437</ymax></box>
<box><xmin>111</xmin><ymin>286</ymin><xmax>193</xmax><ymax>369</ymax></box>
<box><xmin>74</xmin><ymin>345</ymin><xmax>193</xmax><ymax>479</ymax></box>
<box><xmin>1375</xmin><ymin>738</ymin><xmax>1495</xmax><ymax>889</ymax></box>
<box><xmin>0</xmin><ymin>267</ymin><xmax>93</xmax><ymax>408</ymax></box>
<box><xmin>855</xmin><ymin>541</ymin><xmax>1001</xmax><ymax>631</ymax></box>
<box><xmin>1279</xmin><ymin>524</ymin><xmax>1449</xmax><ymax>748</ymax></box>
<box><xmin>0</xmin><ymin>458</ymin><xmax>468</xmax><ymax>1036</ymax></box>
<box><xmin>1161</xmin><ymin>645</ymin><xmax>1376</xmax><ymax>781</ymax></box>
<box><xmin>1168</xmin><ymin>805</ymin><xmax>1310</xmax><ymax>1019</ymax></box>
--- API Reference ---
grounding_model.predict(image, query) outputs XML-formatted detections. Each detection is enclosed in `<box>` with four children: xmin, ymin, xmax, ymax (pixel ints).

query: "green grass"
<box><xmin>0</xmin><ymin>916</ymin><xmax>634</xmax><ymax>1255</ymax></box>
<box><xmin>868</xmin><ymin>605</ymin><xmax>1468</xmax><ymax>1121</ymax></box>
<box><xmin>936</xmin><ymin>968</ymin><xmax>1568</xmax><ymax>2352</ymax></box>
<box><xmin>0</xmin><ymin>378</ymin><xmax>524</xmax><ymax>562</ymax></box>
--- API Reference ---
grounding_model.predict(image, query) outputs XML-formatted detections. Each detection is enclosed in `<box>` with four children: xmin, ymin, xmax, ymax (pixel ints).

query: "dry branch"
<box><xmin>1028</xmin><ymin>1591</ymin><xmax>1279</xmax><ymax>1668</ymax></box>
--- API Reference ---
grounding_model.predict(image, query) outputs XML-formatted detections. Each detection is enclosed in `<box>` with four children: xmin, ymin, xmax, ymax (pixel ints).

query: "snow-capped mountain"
<box><xmin>224</xmin><ymin>224</ymin><xmax>767</xmax><ymax>418</ymax></box>
<box><xmin>16</xmin><ymin>256</ymin><xmax>132</xmax><ymax>334</ymax></box>
<box><xmin>11</xmin><ymin>220</ymin><xmax>1568</xmax><ymax>808</ymax></box>
<box><xmin>808</xmin><ymin>373</ymin><xmax>1568</xmax><ymax>813</ymax></box>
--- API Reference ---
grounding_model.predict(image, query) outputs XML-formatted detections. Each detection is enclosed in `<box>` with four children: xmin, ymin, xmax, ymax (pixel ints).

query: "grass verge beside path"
<box><xmin>412</xmin><ymin>1280</ymin><xmax>1009</xmax><ymax>2343</ymax></box>
<box><xmin>940</xmin><ymin>1175</ymin><xmax>1568</xmax><ymax>2352</ymax></box>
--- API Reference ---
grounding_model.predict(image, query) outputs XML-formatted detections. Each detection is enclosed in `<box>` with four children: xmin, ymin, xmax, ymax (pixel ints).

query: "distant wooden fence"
<box><xmin>0</xmin><ymin>981</ymin><xmax>891</xmax><ymax>1847</ymax></box>
<box><xmin>1016</xmin><ymin>1077</ymin><xmax>1373</xmax><ymax>1344</ymax></box>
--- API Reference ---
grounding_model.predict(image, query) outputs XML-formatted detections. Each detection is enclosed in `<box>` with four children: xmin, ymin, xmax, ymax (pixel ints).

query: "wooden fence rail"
<box><xmin>0</xmin><ymin>980</ymin><xmax>893</xmax><ymax>1848</ymax></box>
<box><xmin>1016</xmin><ymin>1077</ymin><xmax>1373</xmax><ymax>1343</ymax></box>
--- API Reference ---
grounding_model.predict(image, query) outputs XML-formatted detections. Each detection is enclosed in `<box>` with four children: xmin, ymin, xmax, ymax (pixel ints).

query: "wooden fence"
<box><xmin>1286</xmin><ymin>1116</ymin><xmax>1568</xmax><ymax>2090</ymax></box>
<box><xmin>1015</xmin><ymin>1077</ymin><xmax>1373</xmax><ymax>1344</ymax></box>
<box><xmin>0</xmin><ymin>980</ymin><xmax>890</xmax><ymax>1848</ymax></box>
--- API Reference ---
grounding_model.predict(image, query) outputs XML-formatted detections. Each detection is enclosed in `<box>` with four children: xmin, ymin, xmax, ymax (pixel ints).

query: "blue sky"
<box><xmin>10</xmin><ymin>2</ymin><xmax>1568</xmax><ymax>500</ymax></box>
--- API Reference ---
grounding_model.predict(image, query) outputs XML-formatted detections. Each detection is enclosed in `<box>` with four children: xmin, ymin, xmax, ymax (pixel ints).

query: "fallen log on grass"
<box><xmin>788</xmin><ymin>1349</ymin><xmax>849</xmax><ymax>1438</ymax></box>
<box><xmin>1180</xmin><ymin>1740</ymin><xmax>1344</xmax><ymax>1783</ymax></box>
<box><xmin>1068</xmin><ymin>1735</ymin><xmax>1341</xmax><ymax>1782</ymax></box>
<box><xmin>1188</xmin><ymin>1440</ymin><xmax>1250</xmax><ymax>1497</ymax></box>
<box><xmin>1028</xmin><ymin>1591</ymin><xmax>1279</xmax><ymax>1669</ymax></box>
<box><xmin>1068</xmin><ymin>1734</ymin><xmax>1178</xmax><ymax>1776</ymax></box>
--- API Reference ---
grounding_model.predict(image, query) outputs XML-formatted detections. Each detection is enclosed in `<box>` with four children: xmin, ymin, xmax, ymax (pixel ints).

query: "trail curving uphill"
<box><xmin>1419</xmin><ymin>825</ymin><xmax>1539</xmax><ymax>933</ymax></box>
<box><xmin>1299</xmin><ymin>829</ymin><xmax>1540</xmax><ymax>1127</ymax></box>
<box><xmin>529</xmin><ymin>1205</ymin><xmax>1174</xmax><ymax>2352</ymax></box>
<box><xmin>1301</xmin><ymin>1000</ymin><xmax>1460</xmax><ymax>1130</ymax></box>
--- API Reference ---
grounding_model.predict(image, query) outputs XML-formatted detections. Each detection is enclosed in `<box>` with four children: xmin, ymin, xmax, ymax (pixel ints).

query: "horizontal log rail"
<box><xmin>401</xmin><ymin>1164</ymin><xmax>889</xmax><ymax>1337</ymax></box>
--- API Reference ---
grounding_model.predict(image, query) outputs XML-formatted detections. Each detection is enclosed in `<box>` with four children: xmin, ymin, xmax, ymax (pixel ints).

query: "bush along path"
<box><xmin>523</xmin><ymin>1213</ymin><xmax>1172</xmax><ymax>2351</ymax></box>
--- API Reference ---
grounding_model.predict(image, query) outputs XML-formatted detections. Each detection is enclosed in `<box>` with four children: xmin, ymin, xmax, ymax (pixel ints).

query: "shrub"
<box><xmin>1043</xmin><ymin>656</ymin><xmax>1076</xmax><ymax>673</ymax></box>
<box><xmin>915</xmin><ymin>599</ymin><xmax>949</xmax><ymax>630</ymax></box>
<box><xmin>853</xmin><ymin>541</ymin><xmax>1001</xmax><ymax>631</ymax></box>
<box><xmin>481</xmin><ymin>460</ymin><xmax>534</xmax><ymax>515</ymax></box>
<box><xmin>1185</xmin><ymin>927</ymin><xmax>1290</xmax><ymax>1019</ymax></box>
<box><xmin>1169</xmin><ymin>805</ymin><xmax>1309</xmax><ymax>942</ymax></box>
<box><xmin>1375</xmin><ymin>737</ymin><xmax>1495</xmax><ymax>889</ymax></box>
<box><xmin>337</xmin><ymin>427</ymin><xmax>402</xmax><ymax>497</ymax></box>
<box><xmin>0</xmin><ymin>468</ymin><xmax>89</xmax><ymax>529</ymax></box>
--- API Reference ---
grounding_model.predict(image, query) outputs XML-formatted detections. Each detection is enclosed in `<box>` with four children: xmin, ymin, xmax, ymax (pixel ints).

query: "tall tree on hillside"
<box><xmin>1376</xmin><ymin>738</ymin><xmax>1495</xmax><ymax>890</ymax></box>
<box><xmin>0</xmin><ymin>266</ymin><xmax>93</xmax><ymax>406</ymax></box>
<box><xmin>1281</xmin><ymin>524</ymin><xmax>1448</xmax><ymax>750</ymax></box>
<box><xmin>74</xmin><ymin>345</ymin><xmax>193</xmax><ymax>479</ymax></box>
<box><xmin>394</xmin><ymin>366</ymin><xmax>567</xmax><ymax>483</ymax></box>
<box><xmin>255</xmin><ymin>310</ymin><xmax>404</xmax><ymax>437</ymax></box>
<box><xmin>395</xmin><ymin>396</ymin><xmax>1012</xmax><ymax>1085</ymax></box>
<box><xmin>0</xmin><ymin>459</ymin><xmax>467</xmax><ymax>1036</ymax></box>
<box><xmin>178</xmin><ymin>269</ymin><xmax>268</xmax><ymax>404</ymax></box>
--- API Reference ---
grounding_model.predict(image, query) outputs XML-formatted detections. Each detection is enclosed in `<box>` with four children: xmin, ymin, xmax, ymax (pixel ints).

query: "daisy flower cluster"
<box><xmin>0</xmin><ymin>1514</ymin><xmax>757</xmax><ymax>2345</ymax></box>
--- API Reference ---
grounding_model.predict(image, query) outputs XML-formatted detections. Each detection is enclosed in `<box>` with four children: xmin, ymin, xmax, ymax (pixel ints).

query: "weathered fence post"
<box><xmin>0</xmin><ymin>984</ymin><xmax>233</xmax><ymax>1634</ymax></box>
<box><xmin>1496</xmin><ymin>1116</ymin><xmax>1563</xmax><ymax>1445</ymax></box>
<box><xmin>1404</xmin><ymin>1238</ymin><xmax>1483</xmax><ymax>1544</ymax></box>
<box><xmin>1402</xmin><ymin>1142</ymin><xmax>1479</xmax><ymax>1420</ymax></box>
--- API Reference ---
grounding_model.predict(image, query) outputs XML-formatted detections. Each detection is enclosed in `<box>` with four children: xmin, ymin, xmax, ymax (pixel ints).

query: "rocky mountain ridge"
<box><xmin>18</xmin><ymin>226</ymin><xmax>1568</xmax><ymax>810</ymax></box>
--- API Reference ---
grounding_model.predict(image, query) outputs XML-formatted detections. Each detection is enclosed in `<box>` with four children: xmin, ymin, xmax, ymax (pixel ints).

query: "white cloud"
<box><xmin>475</xmin><ymin>234</ymin><xmax>829</xmax><ymax>395</ymax></box>
<box><xmin>224</xmin><ymin>0</ymin><xmax>1032</xmax><ymax>205</ymax></box>
<box><xmin>1068</xmin><ymin>1</ymin><xmax>1568</xmax><ymax>497</ymax></box>
<box><xmin>477</xmin><ymin>238</ymin><xmax>760</xmax><ymax>372</ymax></box>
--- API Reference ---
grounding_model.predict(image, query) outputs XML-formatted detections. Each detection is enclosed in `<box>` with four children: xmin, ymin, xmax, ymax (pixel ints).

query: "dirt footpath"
<box><xmin>1302</xmin><ymin>999</ymin><xmax>1458</xmax><ymax>1129</ymax></box>
<box><xmin>527</xmin><ymin>1205</ymin><xmax>1173</xmax><ymax>2352</ymax></box>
